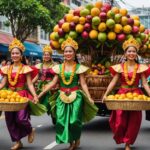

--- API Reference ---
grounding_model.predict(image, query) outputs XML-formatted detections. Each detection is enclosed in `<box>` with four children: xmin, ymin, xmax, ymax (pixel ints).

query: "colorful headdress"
<box><xmin>43</xmin><ymin>45</ymin><xmax>52</xmax><ymax>54</ymax></box>
<box><xmin>9</xmin><ymin>38</ymin><xmax>25</xmax><ymax>52</ymax></box>
<box><xmin>123</xmin><ymin>38</ymin><xmax>140</xmax><ymax>51</ymax></box>
<box><xmin>61</xmin><ymin>37</ymin><xmax>78</xmax><ymax>51</ymax></box>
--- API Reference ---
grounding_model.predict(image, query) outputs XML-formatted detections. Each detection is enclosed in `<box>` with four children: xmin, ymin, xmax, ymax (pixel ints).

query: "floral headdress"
<box><xmin>43</xmin><ymin>45</ymin><xmax>52</xmax><ymax>54</ymax></box>
<box><xmin>61</xmin><ymin>37</ymin><xmax>78</xmax><ymax>51</ymax></box>
<box><xmin>9</xmin><ymin>38</ymin><xmax>25</xmax><ymax>52</ymax></box>
<box><xmin>123</xmin><ymin>38</ymin><xmax>140</xmax><ymax>51</ymax></box>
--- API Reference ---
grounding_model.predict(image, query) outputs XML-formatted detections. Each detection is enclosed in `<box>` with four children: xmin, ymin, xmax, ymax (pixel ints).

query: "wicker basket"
<box><xmin>105</xmin><ymin>100</ymin><xmax>150</xmax><ymax>110</ymax></box>
<box><xmin>0</xmin><ymin>101</ymin><xmax>28</xmax><ymax>111</ymax></box>
<box><xmin>85</xmin><ymin>75</ymin><xmax>112</xmax><ymax>87</ymax></box>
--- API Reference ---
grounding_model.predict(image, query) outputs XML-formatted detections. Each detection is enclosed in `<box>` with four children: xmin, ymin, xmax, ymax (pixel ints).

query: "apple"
<box><xmin>92</xmin><ymin>16</ymin><xmax>101</xmax><ymax>26</ymax></box>
<box><xmin>58</xmin><ymin>28</ymin><xmax>65</xmax><ymax>37</ymax></box>
<box><xmin>70</xmin><ymin>22</ymin><xmax>76</xmax><ymax>30</ymax></box>
<box><xmin>99</xmin><ymin>12</ymin><xmax>107</xmax><ymax>22</ymax></box>
<box><xmin>117</xmin><ymin>33</ymin><xmax>126</xmax><ymax>41</ymax></box>
<box><xmin>73</xmin><ymin>9</ymin><xmax>80</xmax><ymax>16</ymax></box>
<box><xmin>86</xmin><ymin>15</ymin><xmax>92</xmax><ymax>23</ymax></box>
<box><xmin>127</xmin><ymin>18</ymin><xmax>134</xmax><ymax>26</ymax></box>
<box><xmin>58</xmin><ymin>19</ymin><xmax>65</xmax><ymax>28</ymax></box>
<box><xmin>82</xmin><ymin>31</ymin><xmax>89</xmax><ymax>39</ymax></box>
<box><xmin>132</xmin><ymin>26</ymin><xmax>139</xmax><ymax>33</ymax></box>
<box><xmin>114</xmin><ymin>14</ymin><xmax>122</xmax><ymax>23</ymax></box>
<box><xmin>84</xmin><ymin>23</ymin><xmax>91</xmax><ymax>32</ymax></box>
<box><xmin>103</xmin><ymin>3</ymin><xmax>111</xmax><ymax>11</ymax></box>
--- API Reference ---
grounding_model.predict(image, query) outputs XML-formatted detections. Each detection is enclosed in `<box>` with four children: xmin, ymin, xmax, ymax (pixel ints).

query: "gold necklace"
<box><xmin>61</xmin><ymin>63</ymin><xmax>77</xmax><ymax>85</ymax></box>
<box><xmin>124</xmin><ymin>62</ymin><xmax>138</xmax><ymax>86</ymax></box>
<box><xmin>8</xmin><ymin>64</ymin><xmax>23</xmax><ymax>86</ymax></box>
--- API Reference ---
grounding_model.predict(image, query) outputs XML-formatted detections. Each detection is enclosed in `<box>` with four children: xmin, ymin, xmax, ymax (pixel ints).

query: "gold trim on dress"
<box><xmin>111</xmin><ymin>64</ymin><xmax>123</xmax><ymax>73</ymax></box>
<box><xmin>59</xmin><ymin>91</ymin><xmax>77</xmax><ymax>103</ymax></box>
<box><xmin>137</xmin><ymin>64</ymin><xmax>148</xmax><ymax>73</ymax></box>
<box><xmin>76</xmin><ymin>64</ymin><xmax>89</xmax><ymax>74</ymax></box>
<box><xmin>52</xmin><ymin>64</ymin><xmax>60</xmax><ymax>74</ymax></box>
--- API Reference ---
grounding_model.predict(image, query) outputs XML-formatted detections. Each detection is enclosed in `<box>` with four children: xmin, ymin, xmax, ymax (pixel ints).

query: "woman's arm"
<box><xmin>0</xmin><ymin>75</ymin><xmax>7</xmax><ymax>89</ymax></box>
<box><xmin>141</xmin><ymin>73</ymin><xmax>150</xmax><ymax>96</ymax></box>
<box><xmin>38</xmin><ymin>75</ymin><xmax>59</xmax><ymax>99</ymax></box>
<box><xmin>26</xmin><ymin>73</ymin><xmax>38</xmax><ymax>103</ymax></box>
<box><xmin>79</xmin><ymin>73</ymin><xmax>94</xmax><ymax>104</ymax></box>
<box><xmin>32</xmin><ymin>74</ymin><xmax>39</xmax><ymax>84</ymax></box>
<box><xmin>102</xmin><ymin>73</ymin><xmax>120</xmax><ymax>102</ymax></box>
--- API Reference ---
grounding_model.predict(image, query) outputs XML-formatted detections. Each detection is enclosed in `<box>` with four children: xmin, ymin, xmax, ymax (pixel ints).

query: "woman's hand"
<box><xmin>89</xmin><ymin>97</ymin><xmax>94</xmax><ymax>104</ymax></box>
<box><xmin>102</xmin><ymin>95</ymin><xmax>106</xmax><ymax>103</ymax></box>
<box><xmin>38</xmin><ymin>92</ymin><xmax>44</xmax><ymax>99</ymax></box>
<box><xmin>33</xmin><ymin>95</ymin><xmax>39</xmax><ymax>104</ymax></box>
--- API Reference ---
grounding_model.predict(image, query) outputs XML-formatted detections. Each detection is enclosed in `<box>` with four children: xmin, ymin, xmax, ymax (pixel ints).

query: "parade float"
<box><xmin>49</xmin><ymin>1</ymin><xmax>149</xmax><ymax>112</ymax></box>
<box><xmin>0</xmin><ymin>90</ymin><xmax>28</xmax><ymax>111</ymax></box>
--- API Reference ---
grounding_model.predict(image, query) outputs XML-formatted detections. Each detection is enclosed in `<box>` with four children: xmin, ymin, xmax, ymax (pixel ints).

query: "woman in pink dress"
<box><xmin>103</xmin><ymin>38</ymin><xmax>150</xmax><ymax>150</ymax></box>
<box><xmin>0</xmin><ymin>38</ymin><xmax>38</xmax><ymax>150</ymax></box>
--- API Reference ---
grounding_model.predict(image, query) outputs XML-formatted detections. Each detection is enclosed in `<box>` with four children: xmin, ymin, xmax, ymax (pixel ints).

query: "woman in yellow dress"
<box><xmin>0</xmin><ymin>38</ymin><xmax>38</xmax><ymax>150</ymax></box>
<box><xmin>38</xmin><ymin>37</ymin><xmax>98</xmax><ymax>150</ymax></box>
<box><xmin>103</xmin><ymin>38</ymin><xmax>150</xmax><ymax>150</ymax></box>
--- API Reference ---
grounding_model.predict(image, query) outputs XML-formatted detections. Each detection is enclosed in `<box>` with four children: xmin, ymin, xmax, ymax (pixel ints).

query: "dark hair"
<box><xmin>64</xmin><ymin>46</ymin><xmax>79</xmax><ymax>63</ymax></box>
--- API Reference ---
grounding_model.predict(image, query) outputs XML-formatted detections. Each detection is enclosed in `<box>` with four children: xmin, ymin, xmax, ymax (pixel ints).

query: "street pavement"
<box><xmin>0</xmin><ymin>113</ymin><xmax>150</xmax><ymax>150</ymax></box>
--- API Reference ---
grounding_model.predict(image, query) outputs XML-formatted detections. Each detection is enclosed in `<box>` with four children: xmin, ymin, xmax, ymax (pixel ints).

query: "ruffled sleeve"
<box><xmin>35</xmin><ymin>63</ymin><xmax>42</xmax><ymax>70</ymax></box>
<box><xmin>51</xmin><ymin>64</ymin><xmax>60</xmax><ymax>74</ymax></box>
<box><xmin>21</xmin><ymin>65</ymin><xmax>33</xmax><ymax>74</ymax></box>
<box><xmin>0</xmin><ymin>65</ymin><xmax>9</xmax><ymax>75</ymax></box>
<box><xmin>76</xmin><ymin>64</ymin><xmax>89</xmax><ymax>74</ymax></box>
<box><xmin>109</xmin><ymin>64</ymin><xmax>123</xmax><ymax>76</ymax></box>
<box><xmin>137</xmin><ymin>64</ymin><xmax>149</xmax><ymax>78</ymax></box>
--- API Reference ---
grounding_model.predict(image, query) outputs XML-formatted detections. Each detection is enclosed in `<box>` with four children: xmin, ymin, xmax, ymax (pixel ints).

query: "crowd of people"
<box><xmin>0</xmin><ymin>37</ymin><xmax>150</xmax><ymax>150</ymax></box>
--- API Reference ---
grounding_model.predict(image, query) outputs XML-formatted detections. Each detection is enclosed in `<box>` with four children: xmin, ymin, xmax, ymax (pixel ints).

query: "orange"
<box><xmin>133</xmin><ymin>93</ymin><xmax>138</xmax><ymax>97</ymax></box>
<box><xmin>107</xmin><ymin>32</ymin><xmax>116</xmax><ymax>40</ymax></box>
<box><xmin>89</xmin><ymin>30</ymin><xmax>98</xmax><ymax>39</ymax></box>
<box><xmin>119</xmin><ymin>8</ymin><xmax>128</xmax><ymax>16</ymax></box>
<box><xmin>75</xmin><ymin>24</ymin><xmax>84</xmax><ymax>33</ymax></box>
<box><xmin>95</xmin><ymin>1</ymin><xmax>103</xmax><ymax>9</ymax></box>
<box><xmin>79</xmin><ymin>17</ymin><xmax>86</xmax><ymax>25</ymax></box>
<box><xmin>53</xmin><ymin>25</ymin><xmax>59</xmax><ymax>32</ymax></box>
<box><xmin>73</xmin><ymin>16</ymin><xmax>79</xmax><ymax>24</ymax></box>
<box><xmin>107</xmin><ymin>95</ymin><xmax>115</xmax><ymax>100</ymax></box>
<box><xmin>62</xmin><ymin>22</ymin><xmax>70</xmax><ymax>32</ymax></box>
<box><xmin>91</xmin><ymin>8</ymin><xmax>100</xmax><ymax>16</ymax></box>
<box><xmin>65</xmin><ymin>14</ymin><xmax>74</xmax><ymax>23</ymax></box>
<box><xmin>139</xmin><ymin>24</ymin><xmax>145</xmax><ymax>32</ymax></box>
<box><xmin>112</xmin><ymin>7</ymin><xmax>120</xmax><ymax>14</ymax></box>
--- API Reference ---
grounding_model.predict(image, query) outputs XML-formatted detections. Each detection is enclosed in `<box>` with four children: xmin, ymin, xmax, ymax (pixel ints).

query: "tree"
<box><xmin>0</xmin><ymin>0</ymin><xmax>69</xmax><ymax>42</ymax></box>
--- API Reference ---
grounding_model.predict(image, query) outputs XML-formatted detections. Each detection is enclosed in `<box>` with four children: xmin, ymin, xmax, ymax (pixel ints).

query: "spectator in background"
<box><xmin>6</xmin><ymin>60</ymin><xmax>11</xmax><ymax>66</ymax></box>
<box><xmin>35</xmin><ymin>59</ymin><xmax>41</xmax><ymax>65</ymax></box>
<box><xmin>0</xmin><ymin>59</ymin><xmax>6</xmax><ymax>68</ymax></box>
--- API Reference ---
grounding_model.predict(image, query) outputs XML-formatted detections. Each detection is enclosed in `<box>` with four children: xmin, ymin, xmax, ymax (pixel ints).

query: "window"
<box><xmin>40</xmin><ymin>29</ymin><xmax>49</xmax><ymax>41</ymax></box>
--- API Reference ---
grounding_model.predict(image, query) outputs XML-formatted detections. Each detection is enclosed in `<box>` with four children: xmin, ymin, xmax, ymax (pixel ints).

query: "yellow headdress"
<box><xmin>123</xmin><ymin>38</ymin><xmax>140</xmax><ymax>51</ymax></box>
<box><xmin>9</xmin><ymin>38</ymin><xmax>25</xmax><ymax>52</ymax></box>
<box><xmin>61</xmin><ymin>37</ymin><xmax>78</xmax><ymax>51</ymax></box>
<box><xmin>43</xmin><ymin>45</ymin><xmax>52</xmax><ymax>54</ymax></box>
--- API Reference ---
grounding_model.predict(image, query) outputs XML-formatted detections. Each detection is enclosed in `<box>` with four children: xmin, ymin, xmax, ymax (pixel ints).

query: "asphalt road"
<box><xmin>0</xmin><ymin>113</ymin><xmax>150</xmax><ymax>150</ymax></box>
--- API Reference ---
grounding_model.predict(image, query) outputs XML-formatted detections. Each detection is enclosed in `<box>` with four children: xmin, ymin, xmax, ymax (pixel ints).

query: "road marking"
<box><xmin>37</xmin><ymin>124</ymin><xmax>43</xmax><ymax>128</ymax></box>
<box><xmin>44</xmin><ymin>141</ymin><xmax>57</xmax><ymax>149</ymax></box>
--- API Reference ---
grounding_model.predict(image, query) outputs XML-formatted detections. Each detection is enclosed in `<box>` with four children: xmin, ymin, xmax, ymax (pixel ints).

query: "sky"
<box><xmin>117</xmin><ymin>0</ymin><xmax>150</xmax><ymax>9</ymax></box>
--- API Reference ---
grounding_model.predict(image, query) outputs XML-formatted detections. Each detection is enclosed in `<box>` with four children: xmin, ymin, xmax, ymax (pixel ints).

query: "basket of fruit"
<box><xmin>105</xmin><ymin>93</ymin><xmax>150</xmax><ymax>110</ymax></box>
<box><xmin>0</xmin><ymin>90</ymin><xmax>28</xmax><ymax>111</ymax></box>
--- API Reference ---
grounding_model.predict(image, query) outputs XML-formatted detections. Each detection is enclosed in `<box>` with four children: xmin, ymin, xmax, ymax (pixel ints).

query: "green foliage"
<box><xmin>0</xmin><ymin>0</ymin><xmax>69</xmax><ymax>42</ymax></box>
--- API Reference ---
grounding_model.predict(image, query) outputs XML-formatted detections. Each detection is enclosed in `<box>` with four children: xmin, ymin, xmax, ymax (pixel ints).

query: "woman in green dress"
<box><xmin>38</xmin><ymin>37</ymin><xmax>98</xmax><ymax>150</ymax></box>
<box><xmin>32</xmin><ymin>45</ymin><xmax>56</xmax><ymax>122</ymax></box>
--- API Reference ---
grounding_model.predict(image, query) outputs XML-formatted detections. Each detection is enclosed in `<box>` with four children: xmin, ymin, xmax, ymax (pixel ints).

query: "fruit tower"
<box><xmin>50</xmin><ymin>1</ymin><xmax>147</xmax><ymax>101</ymax></box>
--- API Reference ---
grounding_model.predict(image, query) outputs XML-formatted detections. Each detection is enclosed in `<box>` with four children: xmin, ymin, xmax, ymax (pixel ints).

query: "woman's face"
<box><xmin>11</xmin><ymin>47</ymin><xmax>22</xmax><ymax>63</ymax></box>
<box><xmin>64</xmin><ymin>46</ymin><xmax>75</xmax><ymax>61</ymax></box>
<box><xmin>43</xmin><ymin>52</ymin><xmax>51</xmax><ymax>62</ymax></box>
<box><xmin>125</xmin><ymin>46</ymin><xmax>137</xmax><ymax>61</ymax></box>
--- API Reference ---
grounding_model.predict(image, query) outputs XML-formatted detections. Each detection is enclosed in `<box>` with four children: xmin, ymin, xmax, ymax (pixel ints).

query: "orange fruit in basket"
<box><xmin>10</xmin><ymin>98</ymin><xmax>15</xmax><ymax>102</ymax></box>
<box><xmin>4</xmin><ymin>98</ymin><xmax>9</xmax><ymax>102</ymax></box>
<box><xmin>19</xmin><ymin>98</ymin><xmax>26</xmax><ymax>103</ymax></box>
<box><xmin>143</xmin><ymin>95</ymin><xmax>148</xmax><ymax>101</ymax></box>
<box><xmin>137</xmin><ymin>95</ymin><xmax>143</xmax><ymax>100</ymax></box>
<box><xmin>133</xmin><ymin>93</ymin><xmax>138</xmax><ymax>97</ymax></box>
<box><xmin>147</xmin><ymin>97</ymin><xmax>150</xmax><ymax>101</ymax></box>
<box><xmin>107</xmin><ymin>95</ymin><xmax>115</xmax><ymax>100</ymax></box>
<box><xmin>0</xmin><ymin>92</ymin><xmax>7</xmax><ymax>99</ymax></box>
<box><xmin>115</xmin><ymin>94</ymin><xmax>120</xmax><ymax>99</ymax></box>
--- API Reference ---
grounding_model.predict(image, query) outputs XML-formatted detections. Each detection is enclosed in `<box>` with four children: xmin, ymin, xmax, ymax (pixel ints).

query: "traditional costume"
<box><xmin>0</xmin><ymin>38</ymin><xmax>36</xmax><ymax>142</ymax></box>
<box><xmin>49</xmin><ymin>38</ymin><xmax>98</xmax><ymax>144</ymax></box>
<box><xmin>34</xmin><ymin>45</ymin><xmax>55</xmax><ymax>115</ymax></box>
<box><xmin>109</xmin><ymin>38</ymin><xmax>149</xmax><ymax>144</ymax></box>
